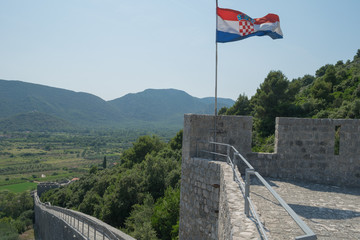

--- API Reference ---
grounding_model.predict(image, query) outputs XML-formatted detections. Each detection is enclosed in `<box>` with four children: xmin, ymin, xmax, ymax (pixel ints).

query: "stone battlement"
<box><xmin>179</xmin><ymin>114</ymin><xmax>360</xmax><ymax>239</ymax></box>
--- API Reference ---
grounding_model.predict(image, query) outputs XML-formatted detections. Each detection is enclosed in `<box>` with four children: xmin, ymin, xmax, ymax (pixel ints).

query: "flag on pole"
<box><xmin>217</xmin><ymin>7</ymin><xmax>283</xmax><ymax>43</ymax></box>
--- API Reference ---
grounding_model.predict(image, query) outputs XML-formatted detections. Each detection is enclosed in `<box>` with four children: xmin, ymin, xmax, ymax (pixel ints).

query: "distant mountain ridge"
<box><xmin>0</xmin><ymin>79</ymin><xmax>234</xmax><ymax>131</ymax></box>
<box><xmin>108</xmin><ymin>88</ymin><xmax>234</xmax><ymax>126</ymax></box>
<box><xmin>0</xmin><ymin>80</ymin><xmax>125</xmax><ymax>128</ymax></box>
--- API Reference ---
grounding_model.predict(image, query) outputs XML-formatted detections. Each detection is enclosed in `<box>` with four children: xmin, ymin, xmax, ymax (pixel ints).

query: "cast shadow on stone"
<box><xmin>288</xmin><ymin>204</ymin><xmax>360</xmax><ymax>220</ymax></box>
<box><xmin>251</xmin><ymin>176</ymin><xmax>360</xmax><ymax>197</ymax></box>
<box><xmin>248</xmin><ymin>176</ymin><xmax>280</xmax><ymax>188</ymax></box>
<box><xmin>279</xmin><ymin>179</ymin><xmax>360</xmax><ymax>197</ymax></box>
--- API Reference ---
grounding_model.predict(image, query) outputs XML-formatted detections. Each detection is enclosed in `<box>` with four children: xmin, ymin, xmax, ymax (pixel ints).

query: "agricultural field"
<box><xmin>0</xmin><ymin>182</ymin><xmax>37</xmax><ymax>193</ymax></box>
<box><xmin>0</xmin><ymin>130</ymin><xmax>161</xmax><ymax>193</ymax></box>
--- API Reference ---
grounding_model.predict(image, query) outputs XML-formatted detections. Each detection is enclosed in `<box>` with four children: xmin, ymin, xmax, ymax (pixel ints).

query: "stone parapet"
<box><xmin>180</xmin><ymin>114</ymin><xmax>258</xmax><ymax>239</ymax></box>
<box><xmin>37</xmin><ymin>182</ymin><xmax>60</xmax><ymax>197</ymax></box>
<box><xmin>179</xmin><ymin>158</ymin><xmax>221</xmax><ymax>239</ymax></box>
<box><xmin>180</xmin><ymin>114</ymin><xmax>360</xmax><ymax>239</ymax></box>
<box><xmin>249</xmin><ymin>117</ymin><xmax>360</xmax><ymax>187</ymax></box>
<box><xmin>34</xmin><ymin>191</ymin><xmax>135</xmax><ymax>240</ymax></box>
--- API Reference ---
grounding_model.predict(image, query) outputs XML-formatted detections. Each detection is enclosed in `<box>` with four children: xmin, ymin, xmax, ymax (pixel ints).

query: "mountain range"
<box><xmin>0</xmin><ymin>79</ymin><xmax>234</xmax><ymax>131</ymax></box>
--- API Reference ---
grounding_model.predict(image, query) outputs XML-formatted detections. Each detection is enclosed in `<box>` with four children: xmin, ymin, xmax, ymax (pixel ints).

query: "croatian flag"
<box><xmin>217</xmin><ymin>7</ymin><xmax>283</xmax><ymax>43</ymax></box>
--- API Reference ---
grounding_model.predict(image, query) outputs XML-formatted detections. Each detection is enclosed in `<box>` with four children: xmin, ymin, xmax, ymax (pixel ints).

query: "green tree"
<box><xmin>218</xmin><ymin>106</ymin><xmax>228</xmax><ymax>115</ymax></box>
<box><xmin>103</xmin><ymin>156</ymin><xmax>107</xmax><ymax>169</ymax></box>
<box><xmin>143</xmin><ymin>148</ymin><xmax>181</xmax><ymax>200</ymax></box>
<box><xmin>151</xmin><ymin>187</ymin><xmax>180</xmax><ymax>240</ymax></box>
<box><xmin>224</xmin><ymin>93</ymin><xmax>252</xmax><ymax>116</ymax></box>
<box><xmin>0</xmin><ymin>222</ymin><xmax>19</xmax><ymax>240</ymax></box>
<box><xmin>315</xmin><ymin>64</ymin><xmax>332</xmax><ymax>78</ymax></box>
<box><xmin>251</xmin><ymin>71</ymin><xmax>296</xmax><ymax>137</ymax></box>
<box><xmin>354</xmin><ymin>49</ymin><xmax>360</xmax><ymax>60</ymax></box>
<box><xmin>169</xmin><ymin>130</ymin><xmax>183</xmax><ymax>151</ymax></box>
<box><xmin>292</xmin><ymin>74</ymin><xmax>315</xmax><ymax>88</ymax></box>
<box><xmin>89</xmin><ymin>165</ymin><xmax>98</xmax><ymax>174</ymax></box>
<box><xmin>122</xmin><ymin>135</ymin><xmax>166</xmax><ymax>167</ymax></box>
<box><xmin>78</xmin><ymin>190</ymin><xmax>103</xmax><ymax>216</ymax></box>
<box><xmin>125</xmin><ymin>195</ymin><xmax>159</xmax><ymax>240</ymax></box>
<box><xmin>349</xmin><ymin>99</ymin><xmax>360</xmax><ymax>118</ymax></box>
<box><xmin>101</xmin><ymin>167</ymin><xmax>144</xmax><ymax>227</ymax></box>
<box><xmin>0</xmin><ymin>191</ymin><xmax>34</xmax><ymax>235</ymax></box>
<box><xmin>323</xmin><ymin>65</ymin><xmax>338</xmax><ymax>85</ymax></box>
<box><xmin>311</xmin><ymin>79</ymin><xmax>333</xmax><ymax>102</ymax></box>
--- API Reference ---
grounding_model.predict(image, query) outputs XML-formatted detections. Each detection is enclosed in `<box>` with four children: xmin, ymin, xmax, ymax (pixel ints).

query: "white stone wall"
<box><xmin>248</xmin><ymin>117</ymin><xmax>360</xmax><ymax>187</ymax></box>
<box><xmin>179</xmin><ymin>157</ymin><xmax>259</xmax><ymax>240</ymax></box>
<box><xmin>34</xmin><ymin>192</ymin><xmax>135</xmax><ymax>240</ymax></box>
<box><xmin>179</xmin><ymin>158</ymin><xmax>221</xmax><ymax>239</ymax></box>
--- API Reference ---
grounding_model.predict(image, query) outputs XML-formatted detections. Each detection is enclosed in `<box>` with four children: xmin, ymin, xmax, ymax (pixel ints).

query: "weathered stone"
<box><xmin>34</xmin><ymin>191</ymin><xmax>135</xmax><ymax>240</ymax></box>
<box><xmin>180</xmin><ymin>114</ymin><xmax>360</xmax><ymax>240</ymax></box>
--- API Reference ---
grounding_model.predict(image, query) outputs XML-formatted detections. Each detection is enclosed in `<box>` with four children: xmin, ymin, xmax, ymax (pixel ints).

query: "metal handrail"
<box><xmin>201</xmin><ymin>141</ymin><xmax>317</xmax><ymax>240</ymax></box>
<box><xmin>34</xmin><ymin>192</ymin><xmax>120</xmax><ymax>240</ymax></box>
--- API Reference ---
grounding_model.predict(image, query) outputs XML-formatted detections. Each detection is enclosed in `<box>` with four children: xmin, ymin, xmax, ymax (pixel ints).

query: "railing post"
<box><xmin>226</xmin><ymin>145</ymin><xmax>230</xmax><ymax>164</ymax></box>
<box><xmin>245</xmin><ymin>168</ymin><xmax>254</xmax><ymax>217</ymax></box>
<box><xmin>232</xmin><ymin>151</ymin><xmax>236</xmax><ymax>165</ymax></box>
<box><xmin>196</xmin><ymin>141</ymin><xmax>198</xmax><ymax>158</ymax></box>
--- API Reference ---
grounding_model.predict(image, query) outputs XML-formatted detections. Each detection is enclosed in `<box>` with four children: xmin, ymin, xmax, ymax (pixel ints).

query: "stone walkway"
<box><xmin>249</xmin><ymin>178</ymin><xmax>360</xmax><ymax>240</ymax></box>
<box><xmin>47</xmin><ymin>207</ymin><xmax>107</xmax><ymax>240</ymax></box>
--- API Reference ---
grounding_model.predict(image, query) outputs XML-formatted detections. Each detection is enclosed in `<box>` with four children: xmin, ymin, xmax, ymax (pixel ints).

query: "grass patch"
<box><xmin>19</xmin><ymin>228</ymin><xmax>35</xmax><ymax>240</ymax></box>
<box><xmin>0</xmin><ymin>182</ymin><xmax>37</xmax><ymax>193</ymax></box>
<box><xmin>40</xmin><ymin>172</ymin><xmax>81</xmax><ymax>182</ymax></box>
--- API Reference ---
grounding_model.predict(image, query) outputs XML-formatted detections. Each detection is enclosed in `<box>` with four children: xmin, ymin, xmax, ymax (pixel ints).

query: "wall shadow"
<box><xmin>263</xmin><ymin>177</ymin><xmax>360</xmax><ymax>197</ymax></box>
<box><xmin>288</xmin><ymin>204</ymin><xmax>360</xmax><ymax>220</ymax></box>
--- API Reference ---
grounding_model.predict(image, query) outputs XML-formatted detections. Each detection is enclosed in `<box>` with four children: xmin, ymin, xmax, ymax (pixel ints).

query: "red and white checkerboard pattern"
<box><xmin>238</xmin><ymin>20</ymin><xmax>254</xmax><ymax>36</ymax></box>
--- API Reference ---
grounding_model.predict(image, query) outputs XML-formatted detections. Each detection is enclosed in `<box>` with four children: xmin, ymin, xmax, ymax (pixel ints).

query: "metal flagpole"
<box><xmin>214</xmin><ymin>0</ymin><xmax>218</xmax><ymax>151</ymax></box>
<box><xmin>215</xmin><ymin>0</ymin><xmax>218</xmax><ymax>117</ymax></box>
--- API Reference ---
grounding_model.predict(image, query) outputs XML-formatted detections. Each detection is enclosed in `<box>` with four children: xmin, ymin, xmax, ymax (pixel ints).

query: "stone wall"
<box><xmin>179</xmin><ymin>114</ymin><xmax>257</xmax><ymax>240</ymax></box>
<box><xmin>37</xmin><ymin>182</ymin><xmax>60</xmax><ymax>197</ymax></box>
<box><xmin>34</xmin><ymin>194</ymin><xmax>86</xmax><ymax>240</ymax></box>
<box><xmin>181</xmin><ymin>114</ymin><xmax>252</xmax><ymax>160</ymax></box>
<box><xmin>179</xmin><ymin>158</ymin><xmax>221</xmax><ymax>239</ymax></box>
<box><xmin>179</xmin><ymin>114</ymin><xmax>360</xmax><ymax>239</ymax></box>
<box><xmin>181</xmin><ymin>114</ymin><xmax>360</xmax><ymax>187</ymax></box>
<box><xmin>34</xmin><ymin>191</ymin><xmax>135</xmax><ymax>240</ymax></box>
<box><xmin>248</xmin><ymin>117</ymin><xmax>360</xmax><ymax>187</ymax></box>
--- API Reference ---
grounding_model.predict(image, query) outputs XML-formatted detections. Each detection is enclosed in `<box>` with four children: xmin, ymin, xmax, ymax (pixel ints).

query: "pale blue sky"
<box><xmin>1</xmin><ymin>0</ymin><xmax>359</xmax><ymax>101</ymax></box>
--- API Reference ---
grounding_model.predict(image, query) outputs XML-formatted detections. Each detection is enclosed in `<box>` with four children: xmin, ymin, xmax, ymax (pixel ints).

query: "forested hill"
<box><xmin>0</xmin><ymin>80</ymin><xmax>124</xmax><ymax>128</ymax></box>
<box><xmin>0</xmin><ymin>112</ymin><xmax>74</xmax><ymax>132</ymax></box>
<box><xmin>0</xmin><ymin>80</ymin><xmax>234</xmax><ymax>131</ymax></box>
<box><xmin>220</xmin><ymin>49</ymin><xmax>360</xmax><ymax>147</ymax></box>
<box><xmin>108</xmin><ymin>89</ymin><xmax>234</xmax><ymax>124</ymax></box>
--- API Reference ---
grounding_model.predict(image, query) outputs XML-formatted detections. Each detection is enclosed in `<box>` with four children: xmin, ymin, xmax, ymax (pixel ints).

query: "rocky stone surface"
<box><xmin>218</xmin><ymin>163</ymin><xmax>259</xmax><ymax>240</ymax></box>
<box><xmin>250</xmin><ymin>178</ymin><xmax>360</xmax><ymax>240</ymax></box>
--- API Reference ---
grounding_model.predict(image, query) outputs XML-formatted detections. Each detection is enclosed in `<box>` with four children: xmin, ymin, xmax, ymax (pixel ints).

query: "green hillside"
<box><xmin>220</xmin><ymin>49</ymin><xmax>360</xmax><ymax>150</ymax></box>
<box><xmin>294</xmin><ymin>50</ymin><xmax>360</xmax><ymax>119</ymax></box>
<box><xmin>0</xmin><ymin>82</ymin><xmax>234</xmax><ymax>131</ymax></box>
<box><xmin>0</xmin><ymin>80</ymin><xmax>125</xmax><ymax>128</ymax></box>
<box><xmin>0</xmin><ymin>112</ymin><xmax>74</xmax><ymax>132</ymax></box>
<box><xmin>108</xmin><ymin>88</ymin><xmax>234</xmax><ymax>125</ymax></box>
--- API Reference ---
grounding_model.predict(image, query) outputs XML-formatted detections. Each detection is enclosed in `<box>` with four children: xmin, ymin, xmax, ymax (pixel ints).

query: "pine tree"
<box><xmin>103</xmin><ymin>156</ymin><xmax>107</xmax><ymax>169</ymax></box>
